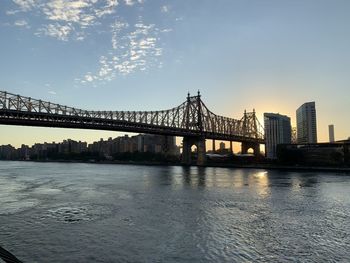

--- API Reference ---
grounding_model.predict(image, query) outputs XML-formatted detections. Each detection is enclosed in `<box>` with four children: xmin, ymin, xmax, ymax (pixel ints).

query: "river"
<box><xmin>0</xmin><ymin>161</ymin><xmax>349</xmax><ymax>262</ymax></box>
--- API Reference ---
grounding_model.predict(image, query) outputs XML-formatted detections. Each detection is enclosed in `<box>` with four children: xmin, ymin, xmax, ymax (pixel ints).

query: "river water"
<box><xmin>0</xmin><ymin>161</ymin><xmax>349</xmax><ymax>262</ymax></box>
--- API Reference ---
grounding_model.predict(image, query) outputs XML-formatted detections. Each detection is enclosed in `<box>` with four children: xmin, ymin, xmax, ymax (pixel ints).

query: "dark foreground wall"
<box><xmin>277</xmin><ymin>142</ymin><xmax>350</xmax><ymax>167</ymax></box>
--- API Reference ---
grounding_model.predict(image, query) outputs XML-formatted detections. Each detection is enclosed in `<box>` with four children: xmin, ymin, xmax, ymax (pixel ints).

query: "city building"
<box><xmin>291</xmin><ymin>127</ymin><xmax>297</xmax><ymax>144</ymax></box>
<box><xmin>59</xmin><ymin>140</ymin><xmax>87</xmax><ymax>154</ymax></box>
<box><xmin>329</xmin><ymin>124</ymin><xmax>335</xmax><ymax>142</ymax></box>
<box><xmin>85</xmin><ymin>134</ymin><xmax>178</xmax><ymax>157</ymax></box>
<box><xmin>277</xmin><ymin>142</ymin><xmax>350</xmax><ymax>167</ymax></box>
<box><xmin>0</xmin><ymin>134</ymin><xmax>179</xmax><ymax>161</ymax></box>
<box><xmin>18</xmin><ymin>144</ymin><xmax>30</xmax><ymax>160</ymax></box>
<box><xmin>264</xmin><ymin>113</ymin><xmax>292</xmax><ymax>159</ymax></box>
<box><xmin>296</xmin><ymin>102</ymin><xmax>317</xmax><ymax>144</ymax></box>
<box><xmin>0</xmin><ymin>145</ymin><xmax>16</xmax><ymax>160</ymax></box>
<box><xmin>138</xmin><ymin>134</ymin><xmax>177</xmax><ymax>155</ymax></box>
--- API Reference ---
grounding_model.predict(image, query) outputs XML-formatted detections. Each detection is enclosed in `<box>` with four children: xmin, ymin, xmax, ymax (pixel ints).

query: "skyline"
<box><xmin>1</xmin><ymin>0</ymin><xmax>350</xmax><ymax>146</ymax></box>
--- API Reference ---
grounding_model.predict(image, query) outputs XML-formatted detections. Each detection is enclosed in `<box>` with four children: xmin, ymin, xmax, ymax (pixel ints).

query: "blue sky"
<box><xmin>0</xmin><ymin>0</ymin><xmax>349</xmax><ymax>147</ymax></box>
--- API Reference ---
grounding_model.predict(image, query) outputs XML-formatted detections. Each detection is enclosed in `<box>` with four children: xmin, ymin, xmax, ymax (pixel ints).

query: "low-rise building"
<box><xmin>277</xmin><ymin>142</ymin><xmax>350</xmax><ymax>166</ymax></box>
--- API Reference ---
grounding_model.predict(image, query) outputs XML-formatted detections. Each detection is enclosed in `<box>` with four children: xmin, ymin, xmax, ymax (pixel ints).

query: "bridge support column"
<box><xmin>241</xmin><ymin>142</ymin><xmax>260</xmax><ymax>157</ymax></box>
<box><xmin>181</xmin><ymin>137</ymin><xmax>206</xmax><ymax>166</ymax></box>
<box><xmin>161</xmin><ymin>135</ymin><xmax>175</xmax><ymax>156</ymax></box>
<box><xmin>196</xmin><ymin>138</ymin><xmax>206</xmax><ymax>166</ymax></box>
<box><xmin>230</xmin><ymin>141</ymin><xmax>233</xmax><ymax>154</ymax></box>
<box><xmin>212</xmin><ymin>139</ymin><xmax>216</xmax><ymax>153</ymax></box>
<box><xmin>182</xmin><ymin>137</ymin><xmax>192</xmax><ymax>165</ymax></box>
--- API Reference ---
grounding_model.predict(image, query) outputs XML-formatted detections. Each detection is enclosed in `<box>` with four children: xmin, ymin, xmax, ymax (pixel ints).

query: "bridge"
<box><xmin>0</xmin><ymin>90</ymin><xmax>264</xmax><ymax>165</ymax></box>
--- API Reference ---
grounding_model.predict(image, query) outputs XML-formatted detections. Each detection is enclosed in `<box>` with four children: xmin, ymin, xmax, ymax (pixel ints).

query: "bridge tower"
<box><xmin>181</xmin><ymin>91</ymin><xmax>206</xmax><ymax>166</ymax></box>
<box><xmin>241</xmin><ymin>109</ymin><xmax>261</xmax><ymax>156</ymax></box>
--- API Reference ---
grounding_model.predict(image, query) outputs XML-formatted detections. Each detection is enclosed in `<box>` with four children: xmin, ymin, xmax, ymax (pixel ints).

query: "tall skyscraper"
<box><xmin>296</xmin><ymin>102</ymin><xmax>317</xmax><ymax>144</ymax></box>
<box><xmin>264</xmin><ymin>113</ymin><xmax>292</xmax><ymax>159</ymax></box>
<box><xmin>329</xmin><ymin>124</ymin><xmax>335</xmax><ymax>142</ymax></box>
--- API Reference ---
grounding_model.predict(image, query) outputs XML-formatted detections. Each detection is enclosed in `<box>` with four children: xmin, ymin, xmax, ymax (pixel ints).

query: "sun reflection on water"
<box><xmin>249</xmin><ymin>171</ymin><xmax>270</xmax><ymax>198</ymax></box>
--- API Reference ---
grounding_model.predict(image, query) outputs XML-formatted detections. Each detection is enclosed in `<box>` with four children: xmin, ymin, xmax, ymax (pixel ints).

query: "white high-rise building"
<box><xmin>296</xmin><ymin>102</ymin><xmax>317</xmax><ymax>144</ymax></box>
<box><xmin>264</xmin><ymin>113</ymin><xmax>292</xmax><ymax>159</ymax></box>
<box><xmin>329</xmin><ymin>124</ymin><xmax>335</xmax><ymax>143</ymax></box>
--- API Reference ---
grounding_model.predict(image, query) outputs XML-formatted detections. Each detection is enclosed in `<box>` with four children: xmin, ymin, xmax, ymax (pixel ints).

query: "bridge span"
<box><xmin>0</xmin><ymin>91</ymin><xmax>264</xmax><ymax>165</ymax></box>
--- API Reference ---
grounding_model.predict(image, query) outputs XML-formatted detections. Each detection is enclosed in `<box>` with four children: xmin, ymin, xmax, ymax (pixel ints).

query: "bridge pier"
<box><xmin>161</xmin><ymin>135</ymin><xmax>176</xmax><ymax>156</ymax></box>
<box><xmin>182</xmin><ymin>136</ymin><xmax>206</xmax><ymax>166</ymax></box>
<box><xmin>182</xmin><ymin>137</ymin><xmax>192</xmax><ymax>165</ymax></box>
<box><xmin>241</xmin><ymin>142</ymin><xmax>260</xmax><ymax>157</ymax></box>
<box><xmin>197</xmin><ymin>138</ymin><xmax>206</xmax><ymax>166</ymax></box>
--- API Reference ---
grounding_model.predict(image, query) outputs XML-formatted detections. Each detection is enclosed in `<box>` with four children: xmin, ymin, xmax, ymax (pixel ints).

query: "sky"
<box><xmin>0</xmin><ymin>0</ymin><xmax>349</xmax><ymax>148</ymax></box>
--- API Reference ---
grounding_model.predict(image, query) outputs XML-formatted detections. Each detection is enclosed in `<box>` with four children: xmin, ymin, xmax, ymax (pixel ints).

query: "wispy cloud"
<box><xmin>6</xmin><ymin>0</ymin><xmax>173</xmax><ymax>82</ymax></box>
<box><xmin>123</xmin><ymin>0</ymin><xmax>144</xmax><ymax>6</ymax></box>
<box><xmin>39</xmin><ymin>0</ymin><xmax>101</xmax><ymax>40</ymax></box>
<box><xmin>9</xmin><ymin>0</ymin><xmax>126</xmax><ymax>41</ymax></box>
<box><xmin>36</xmin><ymin>23</ymin><xmax>73</xmax><ymax>41</ymax></box>
<box><xmin>45</xmin><ymin>83</ymin><xmax>57</xmax><ymax>95</ymax></box>
<box><xmin>6</xmin><ymin>10</ymin><xmax>21</xmax><ymax>15</ymax></box>
<box><xmin>12</xmin><ymin>0</ymin><xmax>36</xmax><ymax>11</ymax></box>
<box><xmin>161</xmin><ymin>5</ymin><xmax>170</xmax><ymax>13</ymax></box>
<box><xmin>95</xmin><ymin>0</ymin><xmax>119</xmax><ymax>17</ymax></box>
<box><xmin>14</xmin><ymin>19</ymin><xmax>30</xmax><ymax>28</ymax></box>
<box><xmin>78</xmin><ymin>20</ymin><xmax>167</xmax><ymax>82</ymax></box>
<box><xmin>42</xmin><ymin>0</ymin><xmax>92</xmax><ymax>23</ymax></box>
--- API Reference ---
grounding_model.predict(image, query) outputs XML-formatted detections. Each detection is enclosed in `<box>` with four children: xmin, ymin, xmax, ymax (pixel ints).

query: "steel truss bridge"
<box><xmin>0</xmin><ymin>90</ymin><xmax>264</xmax><ymax>165</ymax></box>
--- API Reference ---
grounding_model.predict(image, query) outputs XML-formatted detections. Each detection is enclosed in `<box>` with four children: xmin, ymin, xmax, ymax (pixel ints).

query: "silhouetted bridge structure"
<box><xmin>0</xmin><ymin>91</ymin><xmax>265</xmax><ymax>165</ymax></box>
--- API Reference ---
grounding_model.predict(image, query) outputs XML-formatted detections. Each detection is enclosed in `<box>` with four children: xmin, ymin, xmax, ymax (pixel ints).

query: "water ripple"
<box><xmin>0</xmin><ymin>162</ymin><xmax>350</xmax><ymax>262</ymax></box>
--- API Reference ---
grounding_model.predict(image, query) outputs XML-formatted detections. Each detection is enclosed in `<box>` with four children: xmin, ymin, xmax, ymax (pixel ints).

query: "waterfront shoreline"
<box><xmin>1</xmin><ymin>159</ymin><xmax>349</xmax><ymax>173</ymax></box>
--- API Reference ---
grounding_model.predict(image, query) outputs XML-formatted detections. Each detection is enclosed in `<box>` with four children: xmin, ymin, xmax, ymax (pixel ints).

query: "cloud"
<box><xmin>95</xmin><ymin>0</ymin><xmax>119</xmax><ymax>17</ymax></box>
<box><xmin>42</xmin><ymin>0</ymin><xmax>92</xmax><ymax>23</ymax></box>
<box><xmin>122</xmin><ymin>0</ymin><xmax>145</xmax><ymax>6</ymax></box>
<box><xmin>14</xmin><ymin>19</ymin><xmax>30</xmax><ymax>28</ymax></box>
<box><xmin>8</xmin><ymin>0</ymin><xmax>114</xmax><ymax>40</ymax></box>
<box><xmin>6</xmin><ymin>0</ymin><xmax>172</xmax><ymax>82</ymax></box>
<box><xmin>111</xmin><ymin>21</ymin><xmax>129</xmax><ymax>49</ymax></box>
<box><xmin>8</xmin><ymin>0</ymin><xmax>148</xmax><ymax>41</ymax></box>
<box><xmin>84</xmin><ymin>73</ymin><xmax>94</xmax><ymax>82</ymax></box>
<box><xmin>160</xmin><ymin>28</ymin><xmax>172</xmax><ymax>33</ymax></box>
<box><xmin>78</xmin><ymin>20</ymin><xmax>166</xmax><ymax>82</ymax></box>
<box><xmin>161</xmin><ymin>5</ymin><xmax>169</xmax><ymax>13</ymax></box>
<box><xmin>39</xmin><ymin>0</ymin><xmax>99</xmax><ymax>39</ymax></box>
<box><xmin>48</xmin><ymin>90</ymin><xmax>57</xmax><ymax>95</ymax></box>
<box><xmin>12</xmin><ymin>0</ymin><xmax>37</xmax><ymax>11</ymax></box>
<box><xmin>124</xmin><ymin>0</ymin><xmax>135</xmax><ymax>6</ymax></box>
<box><xmin>6</xmin><ymin>10</ymin><xmax>21</xmax><ymax>15</ymax></box>
<box><xmin>36</xmin><ymin>23</ymin><xmax>74</xmax><ymax>41</ymax></box>
<box><xmin>123</xmin><ymin>0</ymin><xmax>131</xmax><ymax>6</ymax></box>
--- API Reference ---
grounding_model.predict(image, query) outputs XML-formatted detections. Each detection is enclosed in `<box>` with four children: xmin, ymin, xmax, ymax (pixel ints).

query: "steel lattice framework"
<box><xmin>0</xmin><ymin>91</ymin><xmax>264</xmax><ymax>143</ymax></box>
